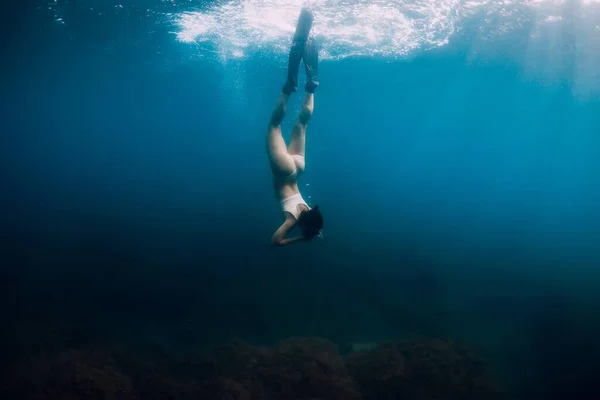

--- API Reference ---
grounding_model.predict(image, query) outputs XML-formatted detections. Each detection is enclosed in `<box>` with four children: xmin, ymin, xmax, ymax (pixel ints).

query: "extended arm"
<box><xmin>271</xmin><ymin>218</ymin><xmax>304</xmax><ymax>246</ymax></box>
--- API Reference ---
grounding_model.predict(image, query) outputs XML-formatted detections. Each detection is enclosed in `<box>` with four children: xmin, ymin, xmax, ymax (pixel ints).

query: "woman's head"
<box><xmin>297</xmin><ymin>205</ymin><xmax>324</xmax><ymax>239</ymax></box>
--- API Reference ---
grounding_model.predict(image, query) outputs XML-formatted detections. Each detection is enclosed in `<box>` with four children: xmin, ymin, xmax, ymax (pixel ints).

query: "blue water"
<box><xmin>2</xmin><ymin>0</ymin><xmax>600</xmax><ymax>398</ymax></box>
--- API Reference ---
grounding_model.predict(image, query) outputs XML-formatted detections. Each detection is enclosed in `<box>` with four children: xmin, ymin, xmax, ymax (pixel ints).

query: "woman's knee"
<box><xmin>298</xmin><ymin>106</ymin><xmax>312</xmax><ymax>125</ymax></box>
<box><xmin>270</xmin><ymin>104</ymin><xmax>286</xmax><ymax>126</ymax></box>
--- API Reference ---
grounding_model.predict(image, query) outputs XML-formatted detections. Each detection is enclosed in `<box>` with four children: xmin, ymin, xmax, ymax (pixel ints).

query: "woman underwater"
<box><xmin>266</xmin><ymin>8</ymin><xmax>324</xmax><ymax>246</ymax></box>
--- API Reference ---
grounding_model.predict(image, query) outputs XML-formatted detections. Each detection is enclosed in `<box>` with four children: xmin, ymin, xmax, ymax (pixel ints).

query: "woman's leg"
<box><xmin>266</xmin><ymin>93</ymin><xmax>296</xmax><ymax>176</ymax></box>
<box><xmin>288</xmin><ymin>37</ymin><xmax>319</xmax><ymax>171</ymax></box>
<box><xmin>265</xmin><ymin>8</ymin><xmax>314</xmax><ymax>177</ymax></box>
<box><xmin>287</xmin><ymin>93</ymin><xmax>314</xmax><ymax>172</ymax></box>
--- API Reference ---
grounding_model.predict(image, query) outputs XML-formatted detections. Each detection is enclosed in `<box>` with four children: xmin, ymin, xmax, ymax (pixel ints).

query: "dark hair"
<box><xmin>298</xmin><ymin>205</ymin><xmax>324</xmax><ymax>239</ymax></box>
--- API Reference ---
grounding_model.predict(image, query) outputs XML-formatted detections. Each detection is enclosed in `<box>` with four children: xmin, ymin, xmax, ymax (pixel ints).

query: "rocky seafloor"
<box><xmin>3</xmin><ymin>336</ymin><xmax>505</xmax><ymax>400</ymax></box>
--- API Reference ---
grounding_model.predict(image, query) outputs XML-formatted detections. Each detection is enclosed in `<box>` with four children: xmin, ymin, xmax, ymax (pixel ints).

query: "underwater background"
<box><xmin>2</xmin><ymin>0</ymin><xmax>600</xmax><ymax>398</ymax></box>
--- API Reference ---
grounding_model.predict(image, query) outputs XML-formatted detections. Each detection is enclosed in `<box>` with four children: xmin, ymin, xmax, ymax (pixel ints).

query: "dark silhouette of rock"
<box><xmin>8</xmin><ymin>348</ymin><xmax>137</xmax><ymax>400</ymax></box>
<box><xmin>198</xmin><ymin>337</ymin><xmax>360</xmax><ymax>400</ymax></box>
<box><xmin>4</xmin><ymin>336</ymin><xmax>504</xmax><ymax>400</ymax></box>
<box><xmin>346</xmin><ymin>338</ymin><xmax>505</xmax><ymax>400</ymax></box>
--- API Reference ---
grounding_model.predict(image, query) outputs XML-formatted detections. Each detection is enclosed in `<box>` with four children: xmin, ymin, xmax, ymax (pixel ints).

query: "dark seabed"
<box><xmin>1</xmin><ymin>0</ymin><xmax>600</xmax><ymax>399</ymax></box>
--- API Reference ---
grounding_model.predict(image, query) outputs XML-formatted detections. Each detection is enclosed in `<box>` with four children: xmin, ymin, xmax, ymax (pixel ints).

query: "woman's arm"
<box><xmin>277</xmin><ymin>236</ymin><xmax>305</xmax><ymax>246</ymax></box>
<box><xmin>271</xmin><ymin>218</ymin><xmax>303</xmax><ymax>246</ymax></box>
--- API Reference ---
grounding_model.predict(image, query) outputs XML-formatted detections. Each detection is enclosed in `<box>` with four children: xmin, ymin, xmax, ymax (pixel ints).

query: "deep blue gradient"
<box><xmin>2</xmin><ymin>1</ymin><xmax>600</xmax><ymax>398</ymax></box>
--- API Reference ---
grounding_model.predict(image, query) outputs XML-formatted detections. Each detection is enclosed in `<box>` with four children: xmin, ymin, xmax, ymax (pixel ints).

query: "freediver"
<box><xmin>267</xmin><ymin>7</ymin><xmax>324</xmax><ymax>246</ymax></box>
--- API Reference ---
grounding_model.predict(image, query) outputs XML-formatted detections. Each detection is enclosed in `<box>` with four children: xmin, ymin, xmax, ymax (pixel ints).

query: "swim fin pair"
<box><xmin>282</xmin><ymin>8</ymin><xmax>319</xmax><ymax>94</ymax></box>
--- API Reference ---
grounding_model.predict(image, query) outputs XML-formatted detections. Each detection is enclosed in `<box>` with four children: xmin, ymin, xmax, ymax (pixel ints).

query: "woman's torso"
<box><xmin>273</xmin><ymin>174</ymin><xmax>300</xmax><ymax>201</ymax></box>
